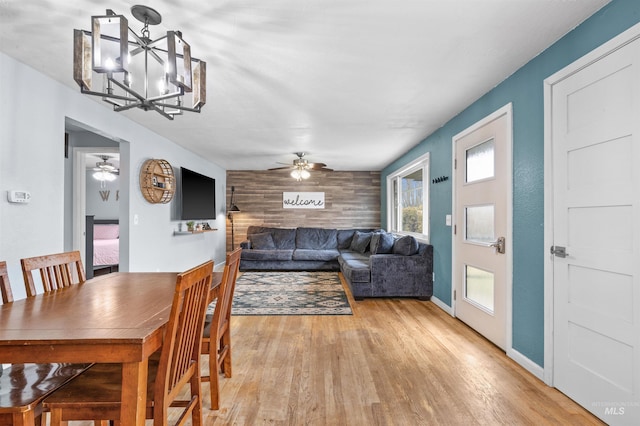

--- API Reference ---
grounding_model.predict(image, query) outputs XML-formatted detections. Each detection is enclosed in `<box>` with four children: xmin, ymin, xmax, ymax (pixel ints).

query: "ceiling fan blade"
<box><xmin>268</xmin><ymin>166</ymin><xmax>294</xmax><ymax>171</ymax></box>
<box><xmin>308</xmin><ymin>163</ymin><xmax>327</xmax><ymax>170</ymax></box>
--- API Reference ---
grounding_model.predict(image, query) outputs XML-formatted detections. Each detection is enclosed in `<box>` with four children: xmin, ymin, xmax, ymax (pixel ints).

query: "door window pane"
<box><xmin>466</xmin><ymin>138</ymin><xmax>495</xmax><ymax>182</ymax></box>
<box><xmin>465</xmin><ymin>265</ymin><xmax>494</xmax><ymax>313</ymax></box>
<box><xmin>465</xmin><ymin>205</ymin><xmax>494</xmax><ymax>243</ymax></box>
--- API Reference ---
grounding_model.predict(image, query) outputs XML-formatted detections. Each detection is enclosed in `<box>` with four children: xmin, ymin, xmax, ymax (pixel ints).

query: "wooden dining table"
<box><xmin>0</xmin><ymin>270</ymin><xmax>223</xmax><ymax>426</ymax></box>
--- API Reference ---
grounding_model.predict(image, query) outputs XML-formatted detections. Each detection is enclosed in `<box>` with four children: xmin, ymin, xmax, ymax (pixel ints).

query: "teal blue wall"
<box><xmin>381</xmin><ymin>0</ymin><xmax>640</xmax><ymax>367</ymax></box>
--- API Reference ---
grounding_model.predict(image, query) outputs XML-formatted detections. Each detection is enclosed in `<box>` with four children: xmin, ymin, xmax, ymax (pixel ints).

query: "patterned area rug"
<box><xmin>210</xmin><ymin>271</ymin><xmax>352</xmax><ymax>316</ymax></box>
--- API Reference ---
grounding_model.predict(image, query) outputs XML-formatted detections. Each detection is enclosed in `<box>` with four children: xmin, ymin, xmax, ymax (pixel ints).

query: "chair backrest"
<box><xmin>0</xmin><ymin>261</ymin><xmax>14</xmax><ymax>304</ymax></box>
<box><xmin>20</xmin><ymin>251</ymin><xmax>86</xmax><ymax>297</ymax></box>
<box><xmin>153</xmin><ymin>260</ymin><xmax>213</xmax><ymax>420</ymax></box>
<box><xmin>211</xmin><ymin>248</ymin><xmax>242</xmax><ymax>341</ymax></box>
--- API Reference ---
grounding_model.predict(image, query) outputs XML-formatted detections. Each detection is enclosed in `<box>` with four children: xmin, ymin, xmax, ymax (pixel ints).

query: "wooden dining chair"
<box><xmin>43</xmin><ymin>260</ymin><xmax>214</xmax><ymax>426</ymax></box>
<box><xmin>201</xmin><ymin>247</ymin><xmax>242</xmax><ymax>410</ymax></box>
<box><xmin>0</xmin><ymin>260</ymin><xmax>13</xmax><ymax>304</ymax></box>
<box><xmin>20</xmin><ymin>251</ymin><xmax>86</xmax><ymax>297</ymax></box>
<box><xmin>0</xmin><ymin>261</ymin><xmax>91</xmax><ymax>426</ymax></box>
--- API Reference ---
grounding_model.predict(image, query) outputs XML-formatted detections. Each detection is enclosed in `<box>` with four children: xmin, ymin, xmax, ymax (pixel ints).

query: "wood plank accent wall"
<box><xmin>226</xmin><ymin>170</ymin><xmax>381</xmax><ymax>251</ymax></box>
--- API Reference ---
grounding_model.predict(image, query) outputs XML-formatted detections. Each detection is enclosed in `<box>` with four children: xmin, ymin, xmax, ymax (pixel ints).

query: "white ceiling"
<box><xmin>0</xmin><ymin>0</ymin><xmax>610</xmax><ymax>171</ymax></box>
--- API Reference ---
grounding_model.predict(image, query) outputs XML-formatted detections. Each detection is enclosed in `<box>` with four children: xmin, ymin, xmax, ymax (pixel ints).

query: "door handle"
<box><xmin>489</xmin><ymin>237</ymin><xmax>505</xmax><ymax>254</ymax></box>
<box><xmin>550</xmin><ymin>245</ymin><xmax>569</xmax><ymax>258</ymax></box>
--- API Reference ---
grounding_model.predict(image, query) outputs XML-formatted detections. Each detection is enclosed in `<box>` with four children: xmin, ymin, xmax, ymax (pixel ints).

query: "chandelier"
<box><xmin>73</xmin><ymin>5</ymin><xmax>206</xmax><ymax>120</ymax></box>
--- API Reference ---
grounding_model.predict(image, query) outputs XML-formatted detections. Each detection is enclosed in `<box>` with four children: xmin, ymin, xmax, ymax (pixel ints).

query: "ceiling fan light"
<box><xmin>301</xmin><ymin>169</ymin><xmax>311</xmax><ymax>179</ymax></box>
<box><xmin>93</xmin><ymin>170</ymin><xmax>117</xmax><ymax>182</ymax></box>
<box><xmin>291</xmin><ymin>169</ymin><xmax>301</xmax><ymax>180</ymax></box>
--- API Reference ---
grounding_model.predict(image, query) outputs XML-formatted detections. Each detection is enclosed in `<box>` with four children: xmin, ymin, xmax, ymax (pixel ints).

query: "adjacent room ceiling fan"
<box><xmin>92</xmin><ymin>155</ymin><xmax>119</xmax><ymax>186</ymax></box>
<box><xmin>268</xmin><ymin>152</ymin><xmax>333</xmax><ymax>181</ymax></box>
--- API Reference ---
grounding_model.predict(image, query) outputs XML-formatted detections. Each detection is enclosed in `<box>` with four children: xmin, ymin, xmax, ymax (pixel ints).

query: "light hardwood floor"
<box><xmin>62</xmin><ymin>274</ymin><xmax>603</xmax><ymax>425</ymax></box>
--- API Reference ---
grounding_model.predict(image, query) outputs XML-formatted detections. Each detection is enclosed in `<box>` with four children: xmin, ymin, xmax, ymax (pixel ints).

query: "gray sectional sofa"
<box><xmin>239</xmin><ymin>226</ymin><xmax>433</xmax><ymax>300</ymax></box>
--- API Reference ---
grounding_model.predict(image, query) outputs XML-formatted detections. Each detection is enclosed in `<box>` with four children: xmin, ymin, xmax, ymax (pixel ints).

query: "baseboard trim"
<box><xmin>431</xmin><ymin>296</ymin><xmax>454</xmax><ymax>316</ymax></box>
<box><xmin>507</xmin><ymin>347</ymin><xmax>545</xmax><ymax>382</ymax></box>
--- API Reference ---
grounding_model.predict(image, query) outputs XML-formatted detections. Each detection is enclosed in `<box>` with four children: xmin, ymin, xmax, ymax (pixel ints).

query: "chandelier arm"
<box><xmin>127</xmin><ymin>30</ymin><xmax>146</xmax><ymax>50</ymax></box>
<box><xmin>147</xmin><ymin>92</ymin><xmax>184</xmax><ymax>107</ymax></box>
<box><xmin>112</xmin><ymin>101</ymin><xmax>144</xmax><ymax>112</ymax></box>
<box><xmin>128</xmin><ymin>36</ymin><xmax>170</xmax><ymax>66</ymax></box>
<box><xmin>145</xmin><ymin>48</ymin><xmax>166</xmax><ymax>67</ymax></box>
<box><xmin>80</xmin><ymin>87</ymin><xmax>138</xmax><ymax>103</ymax></box>
<box><xmin>147</xmin><ymin>105</ymin><xmax>176</xmax><ymax>120</ymax></box>
<box><xmin>146</xmin><ymin>91</ymin><xmax>184</xmax><ymax>103</ymax></box>
<box><xmin>139</xmin><ymin>34</ymin><xmax>168</xmax><ymax>49</ymax></box>
<box><xmin>108</xmin><ymin>77</ymin><xmax>146</xmax><ymax>101</ymax></box>
<box><xmin>128</xmin><ymin>42</ymin><xmax>197</xmax><ymax>62</ymax></box>
<box><xmin>153</xmin><ymin>102</ymin><xmax>203</xmax><ymax>113</ymax></box>
<box><xmin>113</xmin><ymin>99</ymin><xmax>176</xmax><ymax>120</ymax></box>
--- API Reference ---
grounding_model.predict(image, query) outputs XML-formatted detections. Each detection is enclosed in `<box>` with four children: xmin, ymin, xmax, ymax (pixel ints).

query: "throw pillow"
<box><xmin>392</xmin><ymin>235</ymin><xmax>419</xmax><ymax>256</ymax></box>
<box><xmin>350</xmin><ymin>231</ymin><xmax>372</xmax><ymax>253</ymax></box>
<box><xmin>369</xmin><ymin>233</ymin><xmax>382</xmax><ymax>254</ymax></box>
<box><xmin>373</xmin><ymin>232</ymin><xmax>395</xmax><ymax>254</ymax></box>
<box><xmin>249</xmin><ymin>232</ymin><xmax>276</xmax><ymax>250</ymax></box>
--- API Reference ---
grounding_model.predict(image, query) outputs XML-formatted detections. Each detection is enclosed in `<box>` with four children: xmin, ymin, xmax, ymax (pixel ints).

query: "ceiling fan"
<box><xmin>92</xmin><ymin>155</ymin><xmax>119</xmax><ymax>185</ymax></box>
<box><xmin>268</xmin><ymin>152</ymin><xmax>333</xmax><ymax>181</ymax></box>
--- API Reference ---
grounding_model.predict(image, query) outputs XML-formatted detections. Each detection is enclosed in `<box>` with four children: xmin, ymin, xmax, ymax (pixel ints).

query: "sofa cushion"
<box><xmin>339</xmin><ymin>250</ymin><xmax>370</xmax><ymax>262</ymax></box>
<box><xmin>296</xmin><ymin>227</ymin><xmax>338</xmax><ymax>250</ymax></box>
<box><xmin>338</xmin><ymin>257</ymin><xmax>371</xmax><ymax>283</ymax></box>
<box><xmin>337</xmin><ymin>229</ymin><xmax>356</xmax><ymax>249</ymax></box>
<box><xmin>393</xmin><ymin>235</ymin><xmax>419</xmax><ymax>256</ymax></box>
<box><xmin>247</xmin><ymin>226</ymin><xmax>296</xmax><ymax>249</ymax></box>
<box><xmin>370</xmin><ymin>232</ymin><xmax>395</xmax><ymax>254</ymax></box>
<box><xmin>292</xmin><ymin>249</ymin><xmax>340</xmax><ymax>262</ymax></box>
<box><xmin>350</xmin><ymin>231</ymin><xmax>372</xmax><ymax>253</ymax></box>
<box><xmin>249</xmin><ymin>232</ymin><xmax>276</xmax><ymax>250</ymax></box>
<box><xmin>241</xmin><ymin>249</ymin><xmax>294</xmax><ymax>261</ymax></box>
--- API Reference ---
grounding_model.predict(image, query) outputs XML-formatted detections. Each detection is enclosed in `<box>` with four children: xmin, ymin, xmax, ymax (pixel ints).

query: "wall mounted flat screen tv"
<box><xmin>180</xmin><ymin>167</ymin><xmax>216</xmax><ymax>220</ymax></box>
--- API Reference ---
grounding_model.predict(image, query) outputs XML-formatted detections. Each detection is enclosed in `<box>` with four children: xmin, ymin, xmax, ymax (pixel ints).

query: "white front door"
<box><xmin>453</xmin><ymin>104</ymin><xmax>512</xmax><ymax>351</ymax></box>
<box><xmin>546</xmin><ymin>29</ymin><xmax>640</xmax><ymax>425</ymax></box>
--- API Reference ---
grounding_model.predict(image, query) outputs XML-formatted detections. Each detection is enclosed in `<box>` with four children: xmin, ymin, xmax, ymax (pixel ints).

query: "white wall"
<box><xmin>0</xmin><ymin>52</ymin><xmax>227</xmax><ymax>300</ymax></box>
<box><xmin>85</xmin><ymin>170</ymin><xmax>119</xmax><ymax>219</ymax></box>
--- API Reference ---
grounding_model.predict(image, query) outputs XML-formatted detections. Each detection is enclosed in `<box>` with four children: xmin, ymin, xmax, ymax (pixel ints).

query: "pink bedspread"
<box><xmin>94</xmin><ymin>239</ymin><xmax>119</xmax><ymax>266</ymax></box>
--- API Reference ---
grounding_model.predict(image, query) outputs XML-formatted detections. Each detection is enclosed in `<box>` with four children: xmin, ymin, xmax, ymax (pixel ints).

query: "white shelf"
<box><xmin>173</xmin><ymin>229</ymin><xmax>218</xmax><ymax>236</ymax></box>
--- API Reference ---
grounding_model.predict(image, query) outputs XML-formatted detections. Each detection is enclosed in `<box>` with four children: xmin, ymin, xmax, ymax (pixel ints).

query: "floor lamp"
<box><xmin>228</xmin><ymin>186</ymin><xmax>240</xmax><ymax>249</ymax></box>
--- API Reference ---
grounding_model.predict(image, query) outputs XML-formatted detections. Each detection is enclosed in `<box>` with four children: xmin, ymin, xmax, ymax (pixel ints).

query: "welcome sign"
<box><xmin>283</xmin><ymin>192</ymin><xmax>325</xmax><ymax>209</ymax></box>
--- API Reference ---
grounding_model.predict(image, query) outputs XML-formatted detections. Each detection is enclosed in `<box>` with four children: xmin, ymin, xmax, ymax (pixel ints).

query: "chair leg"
<box><xmin>220</xmin><ymin>333</ymin><xmax>232</xmax><ymax>378</ymax></box>
<box><xmin>209</xmin><ymin>361</ymin><xmax>221</xmax><ymax>410</ymax></box>
<box><xmin>190</xmin><ymin>375</ymin><xmax>203</xmax><ymax>426</ymax></box>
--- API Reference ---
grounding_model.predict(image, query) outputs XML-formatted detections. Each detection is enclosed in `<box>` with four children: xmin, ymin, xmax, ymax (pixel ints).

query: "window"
<box><xmin>387</xmin><ymin>153</ymin><xmax>429</xmax><ymax>240</ymax></box>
